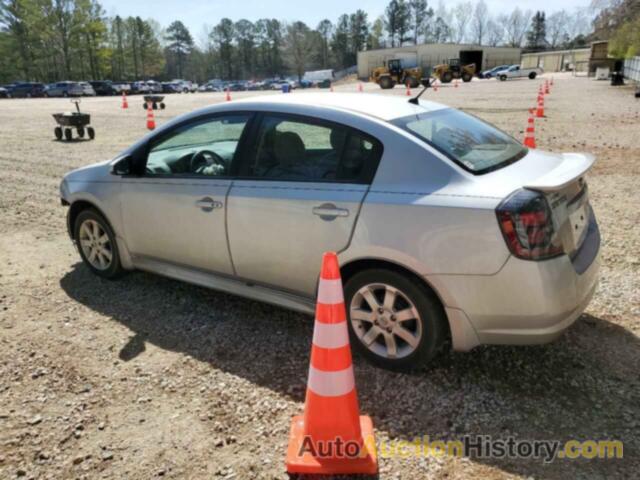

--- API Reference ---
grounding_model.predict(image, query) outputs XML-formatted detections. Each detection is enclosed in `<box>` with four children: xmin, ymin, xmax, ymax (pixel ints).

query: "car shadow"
<box><xmin>60</xmin><ymin>264</ymin><xmax>638</xmax><ymax>478</ymax></box>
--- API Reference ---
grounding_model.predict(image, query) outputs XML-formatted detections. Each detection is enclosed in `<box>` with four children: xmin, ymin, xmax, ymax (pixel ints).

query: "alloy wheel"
<box><xmin>78</xmin><ymin>219</ymin><xmax>113</xmax><ymax>270</ymax></box>
<box><xmin>349</xmin><ymin>283</ymin><xmax>423</xmax><ymax>359</ymax></box>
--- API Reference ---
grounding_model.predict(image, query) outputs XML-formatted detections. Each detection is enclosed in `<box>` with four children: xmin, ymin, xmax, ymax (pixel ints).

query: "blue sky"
<box><xmin>100</xmin><ymin>0</ymin><xmax>591</xmax><ymax>39</ymax></box>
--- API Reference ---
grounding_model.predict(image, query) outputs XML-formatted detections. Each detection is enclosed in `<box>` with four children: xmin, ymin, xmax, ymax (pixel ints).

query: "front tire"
<box><xmin>462</xmin><ymin>72</ymin><xmax>472</xmax><ymax>82</ymax></box>
<box><xmin>378</xmin><ymin>76</ymin><xmax>394</xmax><ymax>89</ymax></box>
<box><xmin>499</xmin><ymin>75</ymin><xmax>507</xmax><ymax>81</ymax></box>
<box><xmin>441</xmin><ymin>71</ymin><xmax>453</xmax><ymax>83</ymax></box>
<box><xmin>344</xmin><ymin>269</ymin><xmax>448</xmax><ymax>371</ymax></box>
<box><xmin>74</xmin><ymin>209</ymin><xmax>124</xmax><ymax>279</ymax></box>
<box><xmin>529</xmin><ymin>72</ymin><xmax>537</xmax><ymax>79</ymax></box>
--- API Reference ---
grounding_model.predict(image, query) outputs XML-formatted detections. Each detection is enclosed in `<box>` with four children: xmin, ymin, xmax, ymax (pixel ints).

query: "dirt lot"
<box><xmin>0</xmin><ymin>75</ymin><xmax>638</xmax><ymax>479</ymax></box>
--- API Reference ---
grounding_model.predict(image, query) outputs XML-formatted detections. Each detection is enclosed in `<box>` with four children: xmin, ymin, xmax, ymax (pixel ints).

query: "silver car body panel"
<box><xmin>61</xmin><ymin>93</ymin><xmax>600</xmax><ymax>352</ymax></box>
<box><xmin>227</xmin><ymin>181</ymin><xmax>368</xmax><ymax>295</ymax></box>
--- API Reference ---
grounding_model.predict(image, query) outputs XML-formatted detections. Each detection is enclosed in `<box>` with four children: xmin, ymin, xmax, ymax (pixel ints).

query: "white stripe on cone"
<box><xmin>307</xmin><ymin>365</ymin><xmax>355</xmax><ymax>397</ymax></box>
<box><xmin>312</xmin><ymin>321</ymin><xmax>350</xmax><ymax>349</ymax></box>
<box><xmin>317</xmin><ymin>278</ymin><xmax>344</xmax><ymax>305</ymax></box>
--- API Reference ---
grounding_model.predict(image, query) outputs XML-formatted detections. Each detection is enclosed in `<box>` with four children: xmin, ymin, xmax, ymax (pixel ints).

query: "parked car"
<box><xmin>172</xmin><ymin>79</ymin><xmax>197</xmax><ymax>93</ymax></box>
<box><xmin>480</xmin><ymin>65</ymin><xmax>513</xmax><ymax>79</ymax></box>
<box><xmin>145</xmin><ymin>80</ymin><xmax>162</xmax><ymax>93</ymax></box>
<box><xmin>161</xmin><ymin>82</ymin><xmax>181</xmax><ymax>93</ymax></box>
<box><xmin>89</xmin><ymin>81</ymin><xmax>118</xmax><ymax>96</ymax></box>
<box><xmin>111</xmin><ymin>82</ymin><xmax>131</xmax><ymax>94</ymax></box>
<box><xmin>130</xmin><ymin>81</ymin><xmax>151</xmax><ymax>94</ymax></box>
<box><xmin>78</xmin><ymin>82</ymin><xmax>96</xmax><ymax>96</ymax></box>
<box><xmin>495</xmin><ymin>65</ymin><xmax>543</xmax><ymax>81</ymax></box>
<box><xmin>8</xmin><ymin>82</ymin><xmax>46</xmax><ymax>98</ymax></box>
<box><xmin>0</xmin><ymin>86</ymin><xmax>10</xmax><ymax>98</ymax></box>
<box><xmin>44</xmin><ymin>81</ymin><xmax>84</xmax><ymax>97</ymax></box>
<box><xmin>59</xmin><ymin>93</ymin><xmax>600</xmax><ymax>371</ymax></box>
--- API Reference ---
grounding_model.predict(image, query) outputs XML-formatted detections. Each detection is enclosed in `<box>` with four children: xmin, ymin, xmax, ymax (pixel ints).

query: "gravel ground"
<box><xmin>0</xmin><ymin>74</ymin><xmax>638</xmax><ymax>479</ymax></box>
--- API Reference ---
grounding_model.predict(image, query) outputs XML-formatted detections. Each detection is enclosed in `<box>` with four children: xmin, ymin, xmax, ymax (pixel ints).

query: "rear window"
<box><xmin>392</xmin><ymin>108</ymin><xmax>527</xmax><ymax>174</ymax></box>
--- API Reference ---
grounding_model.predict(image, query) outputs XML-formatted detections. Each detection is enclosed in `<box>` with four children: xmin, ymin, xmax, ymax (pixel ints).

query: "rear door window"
<box><xmin>243</xmin><ymin>114</ymin><xmax>382</xmax><ymax>184</ymax></box>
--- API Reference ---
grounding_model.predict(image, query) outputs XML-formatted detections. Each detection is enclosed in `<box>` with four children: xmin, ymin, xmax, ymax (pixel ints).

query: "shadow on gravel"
<box><xmin>60</xmin><ymin>264</ymin><xmax>639</xmax><ymax>479</ymax></box>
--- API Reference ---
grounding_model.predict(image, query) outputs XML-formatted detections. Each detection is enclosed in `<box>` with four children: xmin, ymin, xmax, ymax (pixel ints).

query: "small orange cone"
<box><xmin>523</xmin><ymin>108</ymin><xmax>536</xmax><ymax>149</ymax></box>
<box><xmin>225</xmin><ymin>88</ymin><xmax>231</xmax><ymax>101</ymax></box>
<box><xmin>146</xmin><ymin>102</ymin><xmax>155</xmax><ymax>130</ymax></box>
<box><xmin>121</xmin><ymin>91</ymin><xmax>128</xmax><ymax>109</ymax></box>
<box><xmin>433</xmin><ymin>80</ymin><xmax>438</xmax><ymax>92</ymax></box>
<box><xmin>536</xmin><ymin>92</ymin><xmax>545</xmax><ymax>118</ymax></box>
<box><xmin>358</xmin><ymin>82</ymin><xmax>363</xmax><ymax>92</ymax></box>
<box><xmin>405</xmin><ymin>81</ymin><xmax>411</xmax><ymax>96</ymax></box>
<box><xmin>285</xmin><ymin>252</ymin><xmax>377</xmax><ymax>475</ymax></box>
<box><xmin>545</xmin><ymin>80</ymin><xmax>550</xmax><ymax>94</ymax></box>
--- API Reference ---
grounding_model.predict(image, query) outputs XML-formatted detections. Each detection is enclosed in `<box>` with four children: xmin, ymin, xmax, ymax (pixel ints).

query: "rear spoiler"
<box><xmin>524</xmin><ymin>153</ymin><xmax>595</xmax><ymax>191</ymax></box>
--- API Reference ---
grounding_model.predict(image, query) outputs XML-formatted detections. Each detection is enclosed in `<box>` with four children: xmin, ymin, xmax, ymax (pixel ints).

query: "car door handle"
<box><xmin>195</xmin><ymin>197</ymin><xmax>222</xmax><ymax>211</ymax></box>
<box><xmin>312</xmin><ymin>203</ymin><xmax>349</xmax><ymax>220</ymax></box>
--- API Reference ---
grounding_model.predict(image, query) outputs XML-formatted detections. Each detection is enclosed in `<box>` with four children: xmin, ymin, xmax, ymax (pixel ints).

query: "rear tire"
<box><xmin>77</xmin><ymin>127</ymin><xmax>85</xmax><ymax>138</ymax></box>
<box><xmin>87</xmin><ymin>127</ymin><xmax>95</xmax><ymax>140</ymax></box>
<box><xmin>462</xmin><ymin>72</ymin><xmax>472</xmax><ymax>82</ymax></box>
<box><xmin>74</xmin><ymin>209</ymin><xmax>124</xmax><ymax>279</ymax></box>
<box><xmin>441</xmin><ymin>71</ymin><xmax>453</xmax><ymax>83</ymax></box>
<box><xmin>64</xmin><ymin>128</ymin><xmax>72</xmax><ymax>141</ymax></box>
<box><xmin>54</xmin><ymin>127</ymin><xmax>62</xmax><ymax>140</ymax></box>
<box><xmin>499</xmin><ymin>75</ymin><xmax>507</xmax><ymax>81</ymax></box>
<box><xmin>408</xmin><ymin>76</ymin><xmax>420</xmax><ymax>88</ymax></box>
<box><xmin>344</xmin><ymin>269</ymin><xmax>448</xmax><ymax>371</ymax></box>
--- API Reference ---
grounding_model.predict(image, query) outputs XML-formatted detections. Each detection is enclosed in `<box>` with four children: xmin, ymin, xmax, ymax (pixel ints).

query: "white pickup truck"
<box><xmin>495</xmin><ymin>65</ymin><xmax>543</xmax><ymax>81</ymax></box>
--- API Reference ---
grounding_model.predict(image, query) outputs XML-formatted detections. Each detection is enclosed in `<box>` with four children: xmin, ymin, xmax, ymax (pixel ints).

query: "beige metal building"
<box><xmin>521</xmin><ymin>48</ymin><xmax>590</xmax><ymax>73</ymax></box>
<box><xmin>357</xmin><ymin>43</ymin><xmax>521</xmax><ymax>79</ymax></box>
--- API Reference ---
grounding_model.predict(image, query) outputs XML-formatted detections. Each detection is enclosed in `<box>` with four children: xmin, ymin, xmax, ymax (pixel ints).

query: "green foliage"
<box><xmin>609</xmin><ymin>16</ymin><xmax>640</xmax><ymax>57</ymax></box>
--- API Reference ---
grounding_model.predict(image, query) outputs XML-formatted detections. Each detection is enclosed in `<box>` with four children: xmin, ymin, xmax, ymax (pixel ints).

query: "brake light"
<box><xmin>496</xmin><ymin>189</ymin><xmax>564</xmax><ymax>260</ymax></box>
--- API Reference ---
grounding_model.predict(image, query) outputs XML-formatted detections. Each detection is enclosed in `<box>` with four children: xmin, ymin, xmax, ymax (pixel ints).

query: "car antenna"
<box><xmin>408</xmin><ymin>78</ymin><xmax>432</xmax><ymax>105</ymax></box>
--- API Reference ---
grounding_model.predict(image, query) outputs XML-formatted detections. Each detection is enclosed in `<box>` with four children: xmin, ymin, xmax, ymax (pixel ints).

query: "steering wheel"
<box><xmin>190</xmin><ymin>149</ymin><xmax>225</xmax><ymax>174</ymax></box>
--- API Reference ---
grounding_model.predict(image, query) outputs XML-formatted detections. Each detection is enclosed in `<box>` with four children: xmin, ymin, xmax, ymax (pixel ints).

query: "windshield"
<box><xmin>392</xmin><ymin>108</ymin><xmax>527</xmax><ymax>174</ymax></box>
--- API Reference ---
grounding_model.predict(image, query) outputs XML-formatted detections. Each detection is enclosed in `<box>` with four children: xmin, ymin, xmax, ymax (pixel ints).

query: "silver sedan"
<box><xmin>60</xmin><ymin>92</ymin><xmax>600</xmax><ymax>370</ymax></box>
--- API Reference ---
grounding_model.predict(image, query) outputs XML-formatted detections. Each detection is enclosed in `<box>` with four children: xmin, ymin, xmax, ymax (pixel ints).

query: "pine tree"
<box><xmin>526</xmin><ymin>11</ymin><xmax>547</xmax><ymax>51</ymax></box>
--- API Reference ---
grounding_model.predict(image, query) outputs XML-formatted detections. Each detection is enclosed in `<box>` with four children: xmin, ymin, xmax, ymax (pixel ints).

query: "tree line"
<box><xmin>0</xmin><ymin>0</ymin><xmax>598</xmax><ymax>84</ymax></box>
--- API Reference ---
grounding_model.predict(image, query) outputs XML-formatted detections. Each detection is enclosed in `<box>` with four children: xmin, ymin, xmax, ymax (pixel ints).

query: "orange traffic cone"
<box><xmin>433</xmin><ymin>80</ymin><xmax>438</xmax><ymax>92</ymax></box>
<box><xmin>523</xmin><ymin>108</ymin><xmax>536</xmax><ymax>148</ymax></box>
<box><xmin>146</xmin><ymin>102</ymin><xmax>155</xmax><ymax>130</ymax></box>
<box><xmin>405</xmin><ymin>81</ymin><xmax>411</xmax><ymax>96</ymax></box>
<box><xmin>121</xmin><ymin>91</ymin><xmax>128</xmax><ymax>109</ymax></box>
<box><xmin>545</xmin><ymin>79</ymin><xmax>550</xmax><ymax>94</ymax></box>
<box><xmin>285</xmin><ymin>252</ymin><xmax>377</xmax><ymax>475</ymax></box>
<box><xmin>225</xmin><ymin>88</ymin><xmax>231</xmax><ymax>101</ymax></box>
<box><xmin>536</xmin><ymin>92</ymin><xmax>545</xmax><ymax>118</ymax></box>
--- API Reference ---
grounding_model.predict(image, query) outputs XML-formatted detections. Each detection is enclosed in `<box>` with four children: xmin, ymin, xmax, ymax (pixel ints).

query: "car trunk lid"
<box><xmin>524</xmin><ymin>153</ymin><xmax>595</xmax><ymax>256</ymax></box>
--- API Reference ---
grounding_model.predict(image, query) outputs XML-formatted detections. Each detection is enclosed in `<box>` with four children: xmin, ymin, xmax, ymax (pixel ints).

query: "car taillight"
<box><xmin>496</xmin><ymin>189</ymin><xmax>564</xmax><ymax>260</ymax></box>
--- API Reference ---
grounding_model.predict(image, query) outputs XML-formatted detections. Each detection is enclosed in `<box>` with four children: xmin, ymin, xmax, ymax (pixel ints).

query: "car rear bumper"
<box><xmin>430</xmin><ymin>215</ymin><xmax>601</xmax><ymax>351</ymax></box>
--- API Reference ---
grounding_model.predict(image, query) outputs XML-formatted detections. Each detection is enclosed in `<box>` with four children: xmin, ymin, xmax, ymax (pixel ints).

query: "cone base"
<box><xmin>286</xmin><ymin>415</ymin><xmax>378</xmax><ymax>475</ymax></box>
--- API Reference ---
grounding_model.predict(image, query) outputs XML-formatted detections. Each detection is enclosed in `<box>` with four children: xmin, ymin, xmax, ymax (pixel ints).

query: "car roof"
<box><xmin>230</xmin><ymin>92</ymin><xmax>448</xmax><ymax>121</ymax></box>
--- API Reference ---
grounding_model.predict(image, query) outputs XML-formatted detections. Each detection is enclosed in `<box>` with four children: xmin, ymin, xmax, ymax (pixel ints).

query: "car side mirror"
<box><xmin>112</xmin><ymin>155</ymin><xmax>132</xmax><ymax>175</ymax></box>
